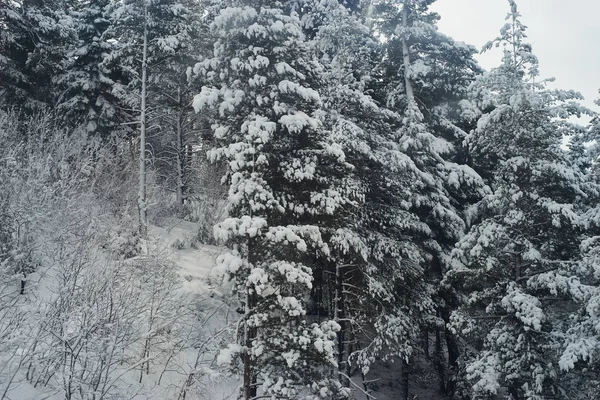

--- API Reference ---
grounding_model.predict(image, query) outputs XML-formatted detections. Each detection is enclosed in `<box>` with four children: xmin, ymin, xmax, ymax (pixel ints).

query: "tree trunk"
<box><xmin>439</xmin><ymin>301</ymin><xmax>461</xmax><ymax>397</ymax></box>
<box><xmin>138</xmin><ymin>4</ymin><xmax>149</xmax><ymax>239</ymax></box>
<box><xmin>515</xmin><ymin>248</ymin><xmax>522</xmax><ymax>281</ymax></box>
<box><xmin>423</xmin><ymin>329</ymin><xmax>429</xmax><ymax>359</ymax></box>
<box><xmin>445</xmin><ymin>331</ymin><xmax>460</xmax><ymax>396</ymax></box>
<box><xmin>401</xmin><ymin>358</ymin><xmax>410</xmax><ymax>400</ymax></box>
<box><xmin>175</xmin><ymin>88</ymin><xmax>185</xmax><ymax>205</ymax></box>
<box><xmin>335</xmin><ymin>262</ymin><xmax>348</xmax><ymax>386</ymax></box>
<box><xmin>243</xmin><ymin>288</ymin><xmax>257</xmax><ymax>400</ymax></box>
<box><xmin>508</xmin><ymin>385</ymin><xmax>521</xmax><ymax>400</ymax></box>
<box><xmin>402</xmin><ymin>0</ymin><xmax>414</xmax><ymax>103</ymax></box>
<box><xmin>434</xmin><ymin>326</ymin><xmax>447</xmax><ymax>393</ymax></box>
<box><xmin>20</xmin><ymin>274</ymin><xmax>26</xmax><ymax>295</ymax></box>
<box><xmin>243</xmin><ymin>236</ymin><xmax>258</xmax><ymax>400</ymax></box>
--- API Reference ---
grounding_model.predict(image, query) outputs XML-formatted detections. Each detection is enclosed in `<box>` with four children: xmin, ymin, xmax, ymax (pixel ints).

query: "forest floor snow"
<box><xmin>147</xmin><ymin>220</ymin><xmax>241</xmax><ymax>400</ymax></box>
<box><xmin>1</xmin><ymin>219</ymin><xmax>240</xmax><ymax>400</ymax></box>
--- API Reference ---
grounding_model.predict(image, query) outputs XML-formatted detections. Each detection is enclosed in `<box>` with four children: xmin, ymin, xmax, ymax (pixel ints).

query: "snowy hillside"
<box><xmin>0</xmin><ymin>218</ymin><xmax>239</xmax><ymax>400</ymax></box>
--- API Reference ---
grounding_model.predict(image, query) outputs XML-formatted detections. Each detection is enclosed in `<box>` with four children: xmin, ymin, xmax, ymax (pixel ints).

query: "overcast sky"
<box><xmin>429</xmin><ymin>0</ymin><xmax>600</xmax><ymax>113</ymax></box>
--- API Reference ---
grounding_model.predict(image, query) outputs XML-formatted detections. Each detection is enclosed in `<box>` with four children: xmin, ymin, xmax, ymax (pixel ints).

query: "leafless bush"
<box><xmin>0</xmin><ymin>108</ymin><xmax>225</xmax><ymax>400</ymax></box>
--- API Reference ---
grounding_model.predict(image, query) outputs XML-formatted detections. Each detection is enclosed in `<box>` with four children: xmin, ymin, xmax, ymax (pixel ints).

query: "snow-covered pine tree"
<box><xmin>0</xmin><ymin>0</ymin><xmax>32</xmax><ymax>106</ymax></box>
<box><xmin>305</xmin><ymin>2</ymin><xmax>381</xmax><ymax>381</ymax></box>
<box><xmin>559</xmin><ymin>214</ymin><xmax>600</xmax><ymax>398</ymax></box>
<box><xmin>445</xmin><ymin>1</ymin><xmax>592</xmax><ymax>398</ymax></box>
<box><xmin>106</xmin><ymin>0</ymin><xmax>200</xmax><ymax>109</ymax></box>
<box><xmin>374</xmin><ymin>0</ymin><xmax>486</xmax><ymax>265</ymax></box>
<box><xmin>371</xmin><ymin>0</ymin><xmax>486</xmax><ymax>394</ymax></box>
<box><xmin>552</xmin><ymin>93</ymin><xmax>600</xmax><ymax>398</ymax></box>
<box><xmin>193</xmin><ymin>2</ymin><xmax>351</xmax><ymax>398</ymax></box>
<box><xmin>144</xmin><ymin>0</ymin><xmax>206</xmax><ymax>205</ymax></box>
<box><xmin>54</xmin><ymin>0</ymin><xmax>129</xmax><ymax>137</ymax></box>
<box><xmin>0</xmin><ymin>0</ymin><xmax>77</xmax><ymax>109</ymax></box>
<box><xmin>302</xmin><ymin>2</ymin><xmax>441</xmax><ymax>393</ymax></box>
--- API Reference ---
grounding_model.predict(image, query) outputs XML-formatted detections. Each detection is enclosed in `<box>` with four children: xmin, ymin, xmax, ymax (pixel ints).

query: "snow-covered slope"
<box><xmin>0</xmin><ymin>219</ymin><xmax>240</xmax><ymax>400</ymax></box>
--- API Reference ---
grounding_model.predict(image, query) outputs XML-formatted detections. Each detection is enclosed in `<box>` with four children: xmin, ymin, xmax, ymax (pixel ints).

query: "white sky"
<box><xmin>430</xmin><ymin>0</ymin><xmax>600</xmax><ymax>113</ymax></box>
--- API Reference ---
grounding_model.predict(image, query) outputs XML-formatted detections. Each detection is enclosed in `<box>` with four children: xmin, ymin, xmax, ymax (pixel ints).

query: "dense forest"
<box><xmin>1</xmin><ymin>0</ymin><xmax>600</xmax><ymax>399</ymax></box>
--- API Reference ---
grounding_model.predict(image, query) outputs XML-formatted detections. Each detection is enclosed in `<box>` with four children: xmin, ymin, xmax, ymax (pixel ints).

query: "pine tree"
<box><xmin>0</xmin><ymin>0</ymin><xmax>77</xmax><ymax>109</ymax></box>
<box><xmin>559</xmin><ymin>224</ymin><xmax>600</xmax><ymax>398</ymax></box>
<box><xmin>371</xmin><ymin>0</ymin><xmax>486</xmax><ymax>394</ymax></box>
<box><xmin>373</xmin><ymin>0</ymin><xmax>485</xmax><ymax>256</ymax></box>
<box><xmin>193</xmin><ymin>2</ymin><xmax>350</xmax><ymax>398</ymax></box>
<box><xmin>445</xmin><ymin>2</ymin><xmax>591</xmax><ymax>398</ymax></box>
<box><xmin>555</xmin><ymin>93</ymin><xmax>600</xmax><ymax>398</ymax></box>
<box><xmin>54</xmin><ymin>0</ymin><xmax>129</xmax><ymax>137</ymax></box>
<box><xmin>145</xmin><ymin>0</ymin><xmax>206</xmax><ymax>205</ymax></box>
<box><xmin>306</xmin><ymin>1</ymin><xmax>432</xmax><ymax>391</ymax></box>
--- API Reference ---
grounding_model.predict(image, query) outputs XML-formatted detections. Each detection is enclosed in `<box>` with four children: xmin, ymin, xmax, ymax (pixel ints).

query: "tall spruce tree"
<box><xmin>371</xmin><ymin>0</ymin><xmax>486</xmax><ymax>394</ymax></box>
<box><xmin>445</xmin><ymin>1</ymin><xmax>592</xmax><ymax>398</ymax></box>
<box><xmin>304</xmin><ymin>2</ymin><xmax>441</xmax><ymax>394</ymax></box>
<box><xmin>145</xmin><ymin>1</ymin><xmax>206</xmax><ymax>205</ymax></box>
<box><xmin>560</xmin><ymin>213</ymin><xmax>600</xmax><ymax>398</ymax></box>
<box><xmin>555</xmin><ymin>92</ymin><xmax>600</xmax><ymax>399</ymax></box>
<box><xmin>0</xmin><ymin>0</ymin><xmax>77</xmax><ymax>109</ymax></box>
<box><xmin>193</xmin><ymin>2</ymin><xmax>351</xmax><ymax>398</ymax></box>
<box><xmin>54</xmin><ymin>0</ymin><xmax>129</xmax><ymax>137</ymax></box>
<box><xmin>373</xmin><ymin>0</ymin><xmax>485</xmax><ymax>260</ymax></box>
<box><xmin>105</xmin><ymin>0</ymin><xmax>200</xmax><ymax>235</ymax></box>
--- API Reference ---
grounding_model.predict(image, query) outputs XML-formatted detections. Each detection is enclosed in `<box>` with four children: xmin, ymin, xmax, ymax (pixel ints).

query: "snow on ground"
<box><xmin>150</xmin><ymin>220</ymin><xmax>223</xmax><ymax>295</ymax></box>
<box><xmin>148</xmin><ymin>220</ymin><xmax>241</xmax><ymax>400</ymax></box>
<box><xmin>0</xmin><ymin>219</ymin><xmax>240</xmax><ymax>400</ymax></box>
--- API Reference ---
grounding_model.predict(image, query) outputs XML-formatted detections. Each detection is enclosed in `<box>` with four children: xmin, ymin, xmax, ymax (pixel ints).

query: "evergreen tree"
<box><xmin>193</xmin><ymin>2</ymin><xmax>350</xmax><ymax>398</ymax></box>
<box><xmin>54</xmin><ymin>0</ymin><xmax>129</xmax><ymax>137</ymax></box>
<box><xmin>307</xmin><ymin>2</ymin><xmax>439</xmax><ymax>393</ymax></box>
<box><xmin>445</xmin><ymin>2</ymin><xmax>591</xmax><ymax>398</ymax></box>
<box><xmin>558</xmin><ymin>221</ymin><xmax>600</xmax><ymax>398</ymax></box>
<box><xmin>372</xmin><ymin>0</ymin><xmax>486</xmax><ymax>394</ymax></box>
<box><xmin>105</xmin><ymin>0</ymin><xmax>201</xmax><ymax>235</ymax></box>
<box><xmin>145</xmin><ymin>0</ymin><xmax>206</xmax><ymax>205</ymax></box>
<box><xmin>0</xmin><ymin>0</ymin><xmax>77</xmax><ymax>109</ymax></box>
<box><xmin>373</xmin><ymin>0</ymin><xmax>485</xmax><ymax>257</ymax></box>
<box><xmin>555</xmin><ymin>93</ymin><xmax>600</xmax><ymax>398</ymax></box>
